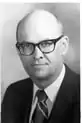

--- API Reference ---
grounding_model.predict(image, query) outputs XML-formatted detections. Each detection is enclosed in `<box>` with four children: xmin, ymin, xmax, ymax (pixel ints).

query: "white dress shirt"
<box><xmin>29</xmin><ymin>64</ymin><xmax>65</xmax><ymax>123</ymax></box>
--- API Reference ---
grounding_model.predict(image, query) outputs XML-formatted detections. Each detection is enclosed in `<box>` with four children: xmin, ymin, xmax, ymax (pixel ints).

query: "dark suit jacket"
<box><xmin>2</xmin><ymin>66</ymin><xmax>80</xmax><ymax>123</ymax></box>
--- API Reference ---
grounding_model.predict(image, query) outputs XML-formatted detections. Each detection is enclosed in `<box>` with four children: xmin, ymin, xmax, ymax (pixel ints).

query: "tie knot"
<box><xmin>36</xmin><ymin>90</ymin><xmax>48</xmax><ymax>102</ymax></box>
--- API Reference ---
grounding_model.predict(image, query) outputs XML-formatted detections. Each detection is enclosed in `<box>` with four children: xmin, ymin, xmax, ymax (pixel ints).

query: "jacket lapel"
<box><xmin>24</xmin><ymin>78</ymin><xmax>33</xmax><ymax>123</ymax></box>
<box><xmin>48</xmin><ymin>65</ymin><xmax>74</xmax><ymax>123</ymax></box>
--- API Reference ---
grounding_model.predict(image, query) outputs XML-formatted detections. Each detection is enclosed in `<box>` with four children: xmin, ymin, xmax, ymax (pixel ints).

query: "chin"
<box><xmin>26</xmin><ymin>67</ymin><xmax>50</xmax><ymax>80</ymax></box>
<box><xmin>31</xmin><ymin>71</ymin><xmax>48</xmax><ymax>80</ymax></box>
<box><xmin>34</xmin><ymin>73</ymin><xmax>46</xmax><ymax>78</ymax></box>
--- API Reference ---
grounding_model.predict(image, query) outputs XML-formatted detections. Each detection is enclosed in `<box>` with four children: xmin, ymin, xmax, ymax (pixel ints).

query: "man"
<box><xmin>2</xmin><ymin>9</ymin><xmax>80</xmax><ymax>123</ymax></box>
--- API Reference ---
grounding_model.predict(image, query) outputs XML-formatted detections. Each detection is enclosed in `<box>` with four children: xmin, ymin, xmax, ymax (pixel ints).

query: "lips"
<box><xmin>32</xmin><ymin>64</ymin><xmax>46</xmax><ymax>66</ymax></box>
<box><xmin>31</xmin><ymin>63</ymin><xmax>48</xmax><ymax>67</ymax></box>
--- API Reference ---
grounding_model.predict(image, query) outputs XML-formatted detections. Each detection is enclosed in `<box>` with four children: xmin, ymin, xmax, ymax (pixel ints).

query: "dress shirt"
<box><xmin>29</xmin><ymin>64</ymin><xmax>65</xmax><ymax>123</ymax></box>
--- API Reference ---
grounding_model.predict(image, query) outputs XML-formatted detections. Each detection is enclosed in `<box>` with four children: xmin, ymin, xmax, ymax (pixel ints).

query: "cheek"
<box><xmin>48</xmin><ymin>51</ymin><xmax>61</xmax><ymax>67</ymax></box>
<box><xmin>20</xmin><ymin>56</ymin><xmax>32</xmax><ymax>70</ymax></box>
<box><xmin>47</xmin><ymin>51</ymin><xmax>58</xmax><ymax>63</ymax></box>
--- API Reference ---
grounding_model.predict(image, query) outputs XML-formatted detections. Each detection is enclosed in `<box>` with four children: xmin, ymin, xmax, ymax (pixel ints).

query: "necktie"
<box><xmin>32</xmin><ymin>90</ymin><xmax>48</xmax><ymax>123</ymax></box>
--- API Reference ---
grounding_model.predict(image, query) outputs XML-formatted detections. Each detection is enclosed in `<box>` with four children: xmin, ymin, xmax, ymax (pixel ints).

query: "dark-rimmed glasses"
<box><xmin>16</xmin><ymin>35</ymin><xmax>63</xmax><ymax>56</ymax></box>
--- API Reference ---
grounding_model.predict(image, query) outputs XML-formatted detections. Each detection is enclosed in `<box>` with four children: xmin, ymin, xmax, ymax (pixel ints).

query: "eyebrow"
<box><xmin>19</xmin><ymin>35</ymin><xmax>64</xmax><ymax>44</ymax></box>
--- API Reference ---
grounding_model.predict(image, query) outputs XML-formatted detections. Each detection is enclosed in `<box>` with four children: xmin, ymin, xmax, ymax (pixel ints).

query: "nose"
<box><xmin>33</xmin><ymin>46</ymin><xmax>43</xmax><ymax>60</ymax></box>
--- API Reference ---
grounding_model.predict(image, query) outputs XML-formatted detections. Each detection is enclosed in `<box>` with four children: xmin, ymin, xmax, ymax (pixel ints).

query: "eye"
<box><xmin>19</xmin><ymin>42</ymin><xmax>32</xmax><ymax>48</ymax></box>
<box><xmin>25</xmin><ymin>43</ymin><xmax>32</xmax><ymax>48</ymax></box>
<box><xmin>41</xmin><ymin>41</ymin><xmax>53</xmax><ymax>47</ymax></box>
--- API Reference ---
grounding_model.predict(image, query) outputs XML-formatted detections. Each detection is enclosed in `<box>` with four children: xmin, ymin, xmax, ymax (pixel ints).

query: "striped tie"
<box><xmin>32</xmin><ymin>90</ymin><xmax>48</xmax><ymax>123</ymax></box>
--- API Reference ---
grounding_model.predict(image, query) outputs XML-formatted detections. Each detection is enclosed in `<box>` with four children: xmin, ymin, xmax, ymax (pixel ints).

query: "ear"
<box><xmin>59</xmin><ymin>36</ymin><xmax>69</xmax><ymax>56</ymax></box>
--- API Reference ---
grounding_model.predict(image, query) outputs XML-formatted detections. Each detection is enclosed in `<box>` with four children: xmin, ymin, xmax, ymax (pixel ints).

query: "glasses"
<box><xmin>16</xmin><ymin>35</ymin><xmax>63</xmax><ymax>56</ymax></box>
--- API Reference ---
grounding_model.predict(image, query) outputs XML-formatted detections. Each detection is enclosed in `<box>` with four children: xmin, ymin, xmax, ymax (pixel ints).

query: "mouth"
<box><xmin>31</xmin><ymin>63</ymin><xmax>48</xmax><ymax>68</ymax></box>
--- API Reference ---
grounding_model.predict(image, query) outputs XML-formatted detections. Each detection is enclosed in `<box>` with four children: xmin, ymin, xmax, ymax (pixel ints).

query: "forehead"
<box><xmin>17</xmin><ymin>10</ymin><xmax>62</xmax><ymax>43</ymax></box>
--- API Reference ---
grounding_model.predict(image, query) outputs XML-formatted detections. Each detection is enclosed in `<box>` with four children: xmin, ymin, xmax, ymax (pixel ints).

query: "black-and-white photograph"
<box><xmin>1</xmin><ymin>3</ymin><xmax>80</xmax><ymax>123</ymax></box>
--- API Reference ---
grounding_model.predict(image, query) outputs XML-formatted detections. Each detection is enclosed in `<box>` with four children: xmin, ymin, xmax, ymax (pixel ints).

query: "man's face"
<box><xmin>17</xmin><ymin>11</ymin><xmax>67</xmax><ymax>88</ymax></box>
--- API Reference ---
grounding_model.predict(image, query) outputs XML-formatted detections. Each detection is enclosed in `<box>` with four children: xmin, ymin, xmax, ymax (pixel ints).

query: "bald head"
<box><xmin>16</xmin><ymin>9</ymin><xmax>63</xmax><ymax>42</ymax></box>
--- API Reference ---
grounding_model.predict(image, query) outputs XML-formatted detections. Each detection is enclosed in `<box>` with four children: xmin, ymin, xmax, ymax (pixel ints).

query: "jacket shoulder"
<box><xmin>2</xmin><ymin>78</ymin><xmax>33</xmax><ymax>123</ymax></box>
<box><xmin>7</xmin><ymin>77</ymin><xmax>33</xmax><ymax>91</ymax></box>
<box><xmin>2</xmin><ymin>77</ymin><xmax>33</xmax><ymax>102</ymax></box>
<box><xmin>62</xmin><ymin>65</ymin><xmax>80</xmax><ymax>102</ymax></box>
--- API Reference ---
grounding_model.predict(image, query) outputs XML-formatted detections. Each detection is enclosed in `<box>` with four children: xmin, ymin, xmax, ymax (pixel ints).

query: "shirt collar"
<box><xmin>33</xmin><ymin>64</ymin><xmax>65</xmax><ymax>103</ymax></box>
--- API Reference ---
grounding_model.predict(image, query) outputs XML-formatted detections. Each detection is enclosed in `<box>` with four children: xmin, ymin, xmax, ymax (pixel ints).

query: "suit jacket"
<box><xmin>2</xmin><ymin>65</ymin><xmax>80</xmax><ymax>123</ymax></box>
